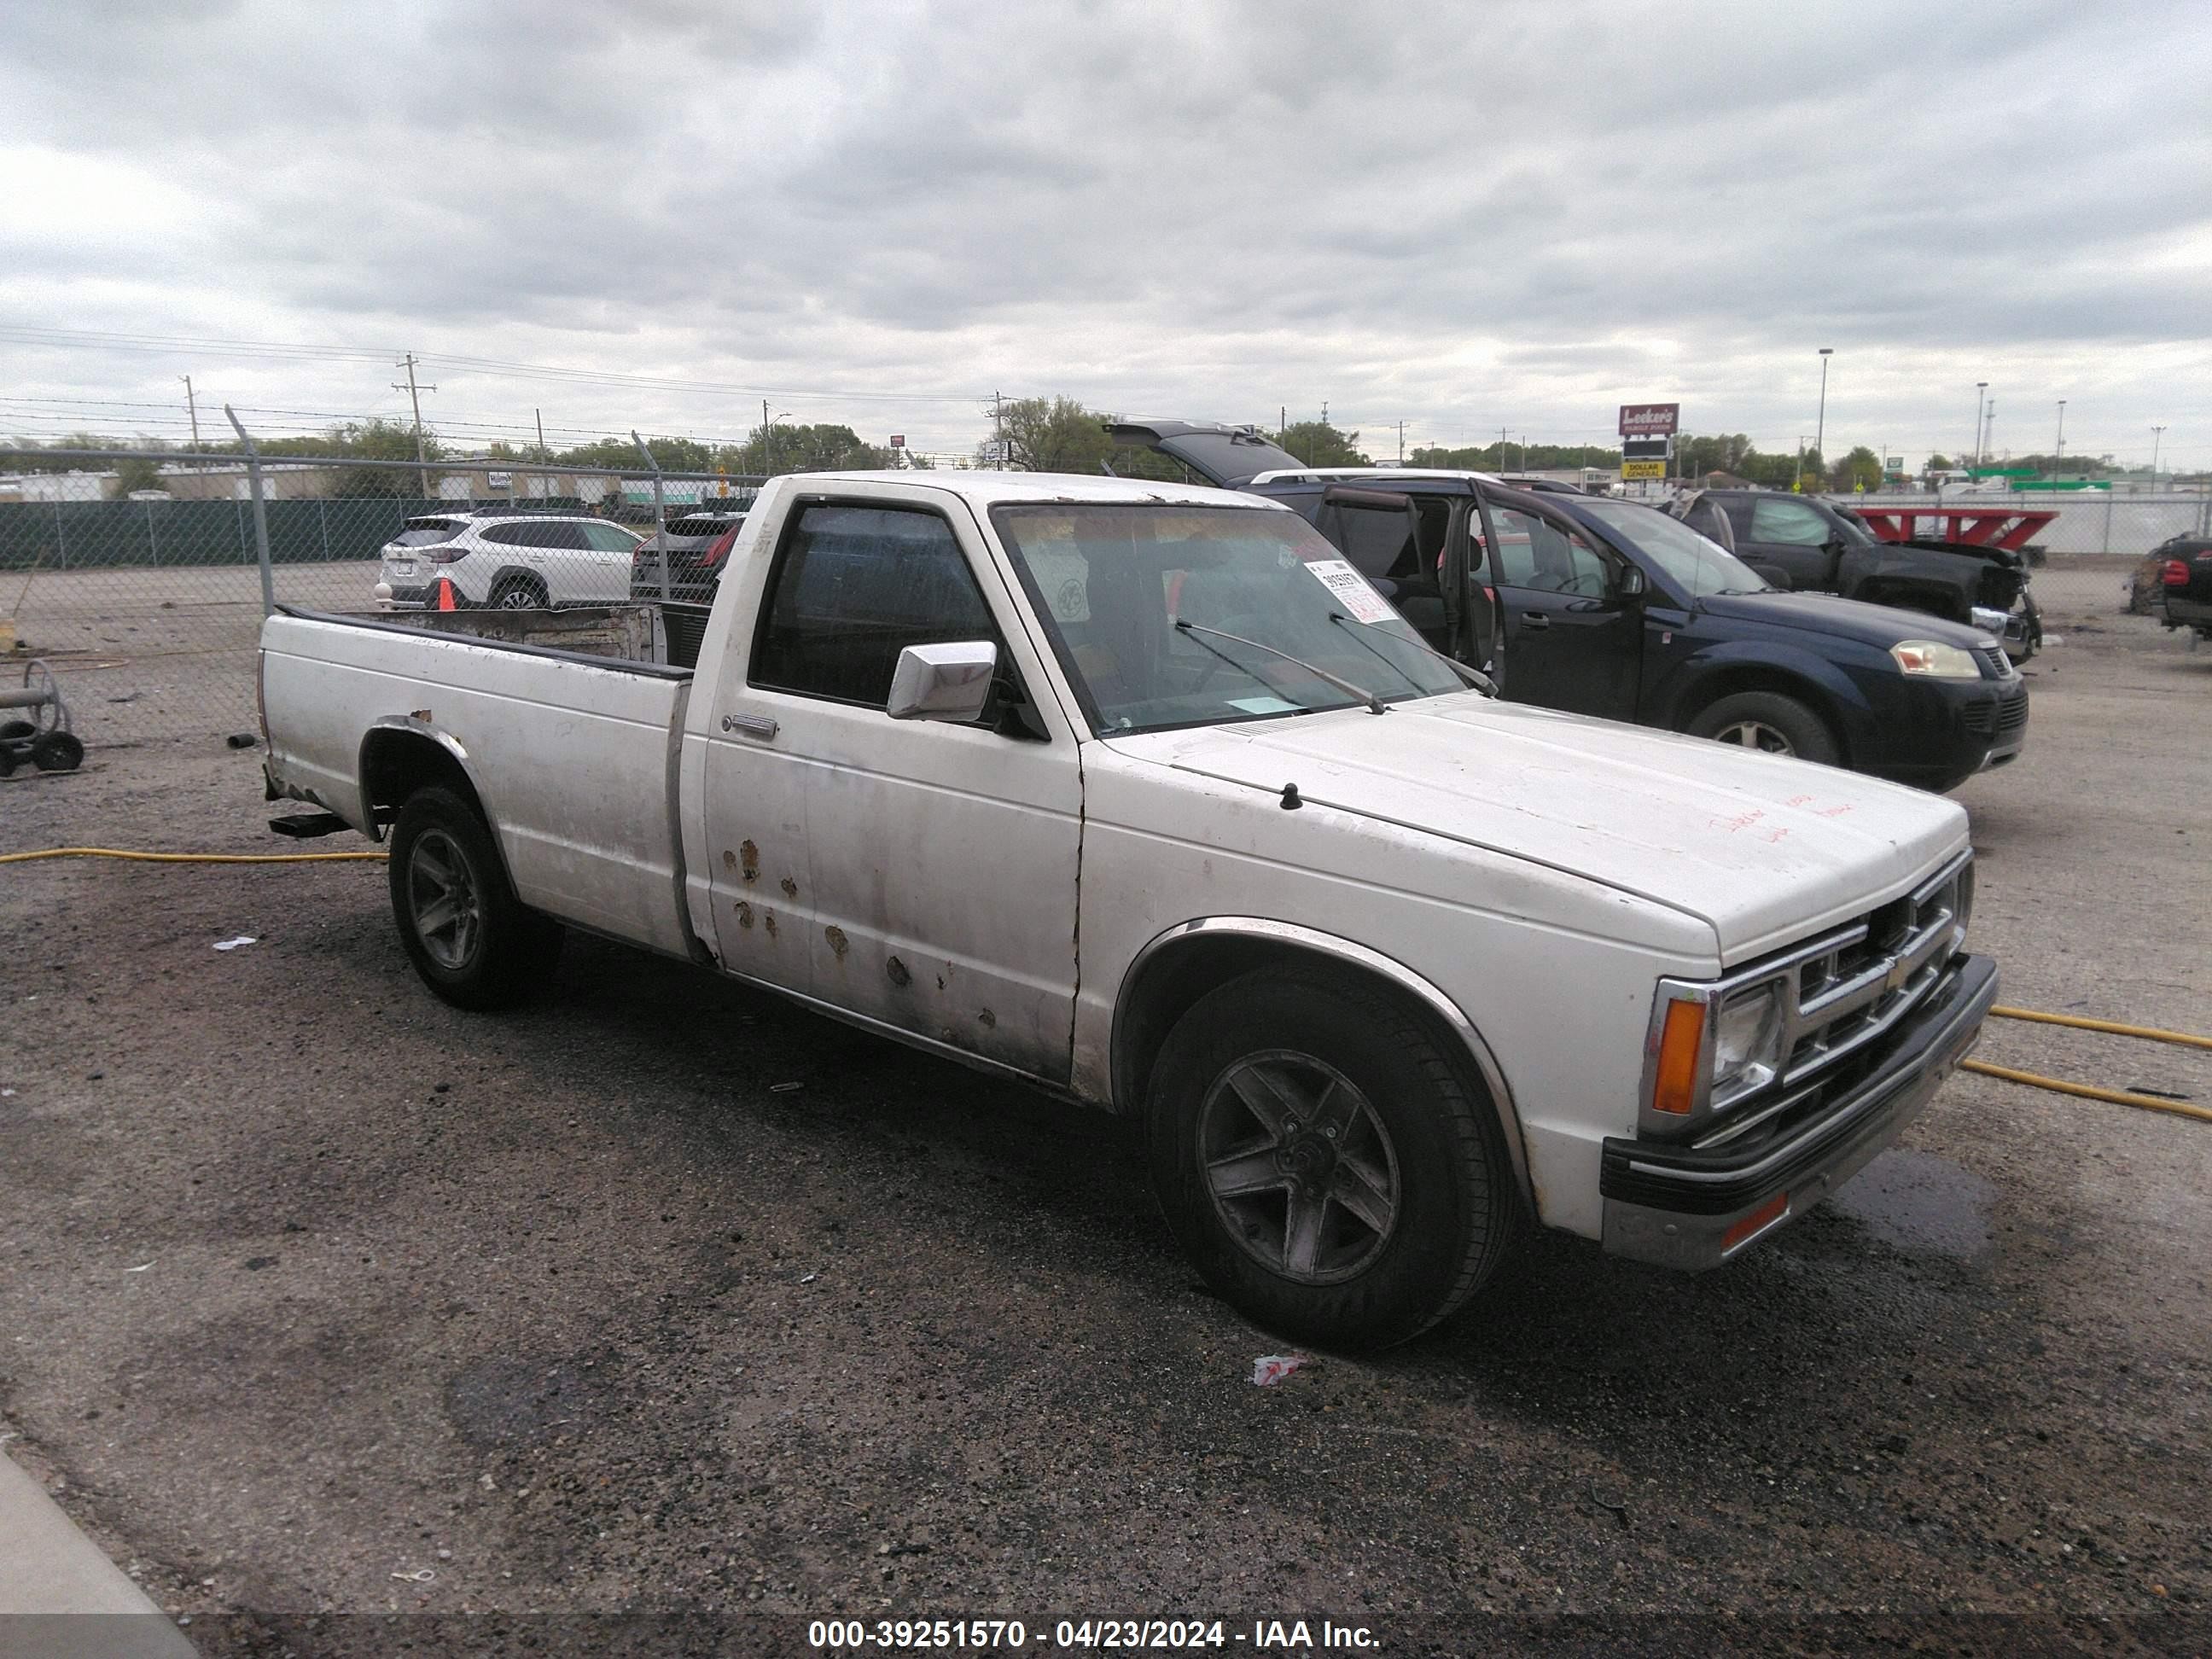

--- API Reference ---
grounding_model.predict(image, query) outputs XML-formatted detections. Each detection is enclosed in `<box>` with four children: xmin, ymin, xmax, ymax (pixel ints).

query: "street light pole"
<box><xmin>2053</xmin><ymin>400</ymin><xmax>2066</xmax><ymax>481</ymax></box>
<box><xmin>2152</xmin><ymin>424</ymin><xmax>2166</xmax><ymax>486</ymax></box>
<box><xmin>1813</xmin><ymin>348</ymin><xmax>1834</xmax><ymax>489</ymax></box>
<box><xmin>1972</xmin><ymin>382</ymin><xmax>1987</xmax><ymax>469</ymax></box>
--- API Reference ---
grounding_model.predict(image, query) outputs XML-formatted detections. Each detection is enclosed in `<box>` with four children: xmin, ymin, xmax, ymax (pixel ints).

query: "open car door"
<box><xmin>1313</xmin><ymin>486</ymin><xmax>1449</xmax><ymax>649</ymax></box>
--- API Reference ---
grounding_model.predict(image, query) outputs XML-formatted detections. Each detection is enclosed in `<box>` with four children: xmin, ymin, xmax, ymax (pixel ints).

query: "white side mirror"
<box><xmin>887</xmin><ymin>641</ymin><xmax>998</xmax><ymax>722</ymax></box>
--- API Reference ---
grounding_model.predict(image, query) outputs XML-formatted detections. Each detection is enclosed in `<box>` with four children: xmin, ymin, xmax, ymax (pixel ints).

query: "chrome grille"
<box><xmin>1776</xmin><ymin>850</ymin><xmax>1972</xmax><ymax>1090</ymax></box>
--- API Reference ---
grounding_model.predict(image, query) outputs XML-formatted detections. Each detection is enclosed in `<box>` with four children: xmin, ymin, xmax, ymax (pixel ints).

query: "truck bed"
<box><xmin>260</xmin><ymin>605</ymin><xmax>700</xmax><ymax>960</ymax></box>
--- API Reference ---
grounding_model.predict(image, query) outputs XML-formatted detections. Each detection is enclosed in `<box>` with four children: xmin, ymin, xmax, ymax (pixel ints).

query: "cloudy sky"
<box><xmin>3</xmin><ymin>0</ymin><xmax>2209</xmax><ymax>469</ymax></box>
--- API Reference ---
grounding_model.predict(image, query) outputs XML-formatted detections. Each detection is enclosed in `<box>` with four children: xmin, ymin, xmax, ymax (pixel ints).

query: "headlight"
<box><xmin>1646</xmin><ymin>978</ymin><xmax>1790</xmax><ymax>1121</ymax></box>
<box><xmin>1711</xmin><ymin>983</ymin><xmax>1785</xmax><ymax>1104</ymax></box>
<box><xmin>1890</xmin><ymin>640</ymin><xmax>1981</xmax><ymax>678</ymax></box>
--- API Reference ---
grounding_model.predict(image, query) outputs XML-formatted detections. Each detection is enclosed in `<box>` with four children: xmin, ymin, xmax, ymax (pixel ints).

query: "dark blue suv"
<box><xmin>1105</xmin><ymin>422</ymin><xmax>2027</xmax><ymax>792</ymax></box>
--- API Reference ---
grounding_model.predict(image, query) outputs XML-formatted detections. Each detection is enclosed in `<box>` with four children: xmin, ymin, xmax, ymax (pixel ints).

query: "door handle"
<box><xmin>1520</xmin><ymin>613</ymin><xmax>1551</xmax><ymax>630</ymax></box>
<box><xmin>720</xmin><ymin>713</ymin><xmax>779</xmax><ymax>740</ymax></box>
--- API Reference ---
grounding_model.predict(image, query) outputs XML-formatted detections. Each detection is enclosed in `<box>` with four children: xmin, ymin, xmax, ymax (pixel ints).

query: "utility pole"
<box><xmin>1279</xmin><ymin>405</ymin><xmax>1286</xmax><ymax>441</ymax></box>
<box><xmin>535</xmin><ymin>408</ymin><xmax>546</xmax><ymax>457</ymax></box>
<box><xmin>1982</xmin><ymin>399</ymin><xmax>1996</xmax><ymax>464</ymax></box>
<box><xmin>1499</xmin><ymin>427</ymin><xmax>1509</xmax><ymax>469</ymax></box>
<box><xmin>1813</xmin><ymin>347</ymin><xmax>1833</xmax><ymax>485</ymax></box>
<box><xmin>2053</xmin><ymin>399</ymin><xmax>2066</xmax><ymax>481</ymax></box>
<box><xmin>995</xmin><ymin>391</ymin><xmax>1006</xmax><ymax>469</ymax></box>
<box><xmin>1972</xmin><ymin>382</ymin><xmax>1987</xmax><ymax>469</ymax></box>
<box><xmin>764</xmin><ymin>399</ymin><xmax>773</xmax><ymax>473</ymax></box>
<box><xmin>391</xmin><ymin>353</ymin><xmax>435</xmax><ymax>494</ymax></box>
<box><xmin>2152</xmin><ymin>424</ymin><xmax>2166</xmax><ymax>485</ymax></box>
<box><xmin>1397</xmin><ymin>421</ymin><xmax>1405</xmax><ymax>465</ymax></box>
<box><xmin>180</xmin><ymin>375</ymin><xmax>201</xmax><ymax>448</ymax></box>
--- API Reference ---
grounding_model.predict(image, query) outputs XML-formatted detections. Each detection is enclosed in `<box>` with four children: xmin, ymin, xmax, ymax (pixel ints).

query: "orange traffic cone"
<box><xmin>434</xmin><ymin>575</ymin><xmax>459</xmax><ymax>611</ymax></box>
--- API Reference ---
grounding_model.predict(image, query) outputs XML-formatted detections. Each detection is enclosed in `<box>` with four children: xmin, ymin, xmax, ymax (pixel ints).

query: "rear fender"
<box><xmin>355</xmin><ymin>718</ymin><xmax>490</xmax><ymax>844</ymax></box>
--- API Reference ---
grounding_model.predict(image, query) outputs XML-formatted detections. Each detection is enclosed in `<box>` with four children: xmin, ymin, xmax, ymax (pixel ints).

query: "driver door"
<box><xmin>1738</xmin><ymin>497</ymin><xmax>1840</xmax><ymax>591</ymax></box>
<box><xmin>699</xmin><ymin>491</ymin><xmax>1083</xmax><ymax>1082</ymax></box>
<box><xmin>1476</xmin><ymin>493</ymin><xmax>1641</xmax><ymax>721</ymax></box>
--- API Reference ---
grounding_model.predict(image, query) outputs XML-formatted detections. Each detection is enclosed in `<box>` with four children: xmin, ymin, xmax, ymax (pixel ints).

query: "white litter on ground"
<box><xmin>212</xmin><ymin>936</ymin><xmax>258</xmax><ymax>952</ymax></box>
<box><xmin>1250</xmin><ymin>1353</ymin><xmax>1313</xmax><ymax>1387</ymax></box>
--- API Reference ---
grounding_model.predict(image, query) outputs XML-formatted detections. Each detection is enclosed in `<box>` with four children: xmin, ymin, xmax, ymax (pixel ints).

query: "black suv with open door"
<box><xmin>1105</xmin><ymin>421</ymin><xmax>2029</xmax><ymax>792</ymax></box>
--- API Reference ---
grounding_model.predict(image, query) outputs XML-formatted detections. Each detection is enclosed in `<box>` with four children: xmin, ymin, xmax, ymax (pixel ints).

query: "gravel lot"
<box><xmin>1</xmin><ymin>608</ymin><xmax>2207</xmax><ymax>1656</ymax></box>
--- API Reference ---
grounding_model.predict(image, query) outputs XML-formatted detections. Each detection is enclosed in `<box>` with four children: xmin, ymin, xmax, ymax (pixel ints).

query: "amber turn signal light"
<box><xmin>1650</xmin><ymin>997</ymin><xmax>1707</xmax><ymax>1115</ymax></box>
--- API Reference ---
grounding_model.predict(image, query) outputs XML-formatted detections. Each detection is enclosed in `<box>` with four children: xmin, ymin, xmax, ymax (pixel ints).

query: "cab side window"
<box><xmin>1749</xmin><ymin>498</ymin><xmax>1832</xmax><ymax>546</ymax></box>
<box><xmin>753</xmin><ymin>504</ymin><xmax>998</xmax><ymax>710</ymax></box>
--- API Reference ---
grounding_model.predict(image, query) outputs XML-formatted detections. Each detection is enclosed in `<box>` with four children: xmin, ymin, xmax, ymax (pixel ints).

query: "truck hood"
<box><xmin>1115</xmin><ymin>695</ymin><xmax>1968</xmax><ymax>961</ymax></box>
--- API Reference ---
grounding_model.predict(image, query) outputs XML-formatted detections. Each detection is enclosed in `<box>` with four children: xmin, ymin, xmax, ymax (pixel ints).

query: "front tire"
<box><xmin>387</xmin><ymin>785</ymin><xmax>563</xmax><ymax>1010</ymax></box>
<box><xmin>1685</xmin><ymin>690</ymin><xmax>1841</xmax><ymax>765</ymax></box>
<box><xmin>1146</xmin><ymin>966</ymin><xmax>1520</xmax><ymax>1351</ymax></box>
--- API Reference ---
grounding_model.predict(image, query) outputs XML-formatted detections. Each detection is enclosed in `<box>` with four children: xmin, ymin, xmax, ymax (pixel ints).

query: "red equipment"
<box><xmin>1849</xmin><ymin>504</ymin><xmax>2058</xmax><ymax>553</ymax></box>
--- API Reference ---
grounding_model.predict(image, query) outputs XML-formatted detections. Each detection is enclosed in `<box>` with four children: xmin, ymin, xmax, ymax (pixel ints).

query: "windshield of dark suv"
<box><xmin>1575</xmin><ymin>498</ymin><xmax>1772</xmax><ymax>597</ymax></box>
<box><xmin>994</xmin><ymin>503</ymin><xmax>1460</xmax><ymax>735</ymax></box>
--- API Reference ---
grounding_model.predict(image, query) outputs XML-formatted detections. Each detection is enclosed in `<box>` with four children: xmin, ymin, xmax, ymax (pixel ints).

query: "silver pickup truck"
<box><xmin>259</xmin><ymin>470</ymin><xmax>1997</xmax><ymax>1349</ymax></box>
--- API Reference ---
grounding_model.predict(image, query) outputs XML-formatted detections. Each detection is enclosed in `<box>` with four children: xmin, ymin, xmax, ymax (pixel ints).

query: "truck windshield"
<box><xmin>992</xmin><ymin>503</ymin><xmax>1461</xmax><ymax>735</ymax></box>
<box><xmin>1575</xmin><ymin>500</ymin><xmax>1773</xmax><ymax>598</ymax></box>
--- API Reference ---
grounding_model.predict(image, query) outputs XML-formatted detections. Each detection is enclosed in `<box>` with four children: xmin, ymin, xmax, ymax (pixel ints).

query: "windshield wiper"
<box><xmin>1328</xmin><ymin>612</ymin><xmax>1497</xmax><ymax>698</ymax></box>
<box><xmin>1171</xmin><ymin>619</ymin><xmax>1388</xmax><ymax>715</ymax></box>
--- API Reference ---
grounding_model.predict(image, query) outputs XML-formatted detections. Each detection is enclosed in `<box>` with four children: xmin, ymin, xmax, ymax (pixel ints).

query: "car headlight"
<box><xmin>1710</xmin><ymin>983</ymin><xmax>1785</xmax><ymax>1105</ymax></box>
<box><xmin>1890</xmin><ymin>640</ymin><xmax>1981</xmax><ymax>678</ymax></box>
<box><xmin>1646</xmin><ymin>978</ymin><xmax>1790</xmax><ymax>1122</ymax></box>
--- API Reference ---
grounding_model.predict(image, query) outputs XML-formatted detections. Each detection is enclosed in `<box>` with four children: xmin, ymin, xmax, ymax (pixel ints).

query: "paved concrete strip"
<box><xmin>0</xmin><ymin>1452</ymin><xmax>195</xmax><ymax>1656</ymax></box>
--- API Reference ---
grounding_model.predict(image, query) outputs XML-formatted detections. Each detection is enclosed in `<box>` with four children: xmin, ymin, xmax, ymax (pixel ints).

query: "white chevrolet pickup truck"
<box><xmin>259</xmin><ymin>471</ymin><xmax>1996</xmax><ymax>1349</ymax></box>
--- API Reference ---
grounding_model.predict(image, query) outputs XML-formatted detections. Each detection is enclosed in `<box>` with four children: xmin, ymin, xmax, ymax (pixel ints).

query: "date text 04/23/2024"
<box><xmin>806</xmin><ymin>1618</ymin><xmax>1380</xmax><ymax>1651</ymax></box>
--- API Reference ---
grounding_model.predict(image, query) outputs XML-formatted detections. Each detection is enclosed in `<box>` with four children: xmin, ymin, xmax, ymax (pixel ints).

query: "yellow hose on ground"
<box><xmin>1988</xmin><ymin>1004</ymin><xmax>2212</xmax><ymax>1052</ymax></box>
<box><xmin>1962</xmin><ymin>1059</ymin><xmax>2212</xmax><ymax>1126</ymax></box>
<box><xmin>0</xmin><ymin>847</ymin><xmax>385</xmax><ymax>865</ymax></box>
<box><xmin>2</xmin><ymin>848</ymin><xmax>2205</xmax><ymax>1129</ymax></box>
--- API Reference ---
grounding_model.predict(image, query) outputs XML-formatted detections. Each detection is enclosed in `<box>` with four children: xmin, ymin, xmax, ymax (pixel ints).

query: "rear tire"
<box><xmin>387</xmin><ymin>785</ymin><xmax>563</xmax><ymax>1010</ymax></box>
<box><xmin>1146</xmin><ymin>965</ymin><xmax>1520</xmax><ymax>1352</ymax></box>
<box><xmin>1686</xmin><ymin>690</ymin><xmax>1841</xmax><ymax>765</ymax></box>
<box><xmin>490</xmin><ymin>576</ymin><xmax>548</xmax><ymax>610</ymax></box>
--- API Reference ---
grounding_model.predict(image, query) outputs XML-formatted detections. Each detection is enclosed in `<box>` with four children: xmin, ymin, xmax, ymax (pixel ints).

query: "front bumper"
<box><xmin>1599</xmin><ymin>952</ymin><xmax>1998</xmax><ymax>1269</ymax></box>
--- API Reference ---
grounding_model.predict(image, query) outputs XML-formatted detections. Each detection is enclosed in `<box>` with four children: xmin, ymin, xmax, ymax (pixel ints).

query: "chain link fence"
<box><xmin>0</xmin><ymin>444</ymin><xmax>760</xmax><ymax>750</ymax></box>
<box><xmin>4</xmin><ymin>442</ymin><xmax>2208</xmax><ymax>758</ymax></box>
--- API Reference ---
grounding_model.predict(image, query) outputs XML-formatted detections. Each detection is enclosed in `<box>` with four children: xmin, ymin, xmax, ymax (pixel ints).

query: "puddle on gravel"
<box><xmin>1828</xmin><ymin>1147</ymin><xmax>1995</xmax><ymax>1260</ymax></box>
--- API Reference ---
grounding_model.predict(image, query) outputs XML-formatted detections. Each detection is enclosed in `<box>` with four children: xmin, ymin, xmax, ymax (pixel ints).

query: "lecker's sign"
<box><xmin>1618</xmin><ymin>403</ymin><xmax>1679</xmax><ymax>437</ymax></box>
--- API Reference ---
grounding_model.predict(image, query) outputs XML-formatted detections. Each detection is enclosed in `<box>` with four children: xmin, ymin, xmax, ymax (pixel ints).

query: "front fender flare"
<box><xmin>1112</xmin><ymin>916</ymin><xmax>1534</xmax><ymax>1209</ymax></box>
<box><xmin>1653</xmin><ymin>641</ymin><xmax>1879</xmax><ymax>758</ymax></box>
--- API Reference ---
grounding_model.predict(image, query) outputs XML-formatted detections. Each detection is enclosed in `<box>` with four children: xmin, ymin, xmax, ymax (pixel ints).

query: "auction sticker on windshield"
<box><xmin>1303</xmin><ymin>558</ymin><xmax>1394</xmax><ymax>625</ymax></box>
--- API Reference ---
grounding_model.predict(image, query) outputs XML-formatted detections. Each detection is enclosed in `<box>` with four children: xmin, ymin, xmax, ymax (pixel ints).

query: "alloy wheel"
<box><xmin>407</xmin><ymin>828</ymin><xmax>482</xmax><ymax>970</ymax></box>
<box><xmin>1711</xmin><ymin>720</ymin><xmax>1796</xmax><ymax>754</ymax></box>
<box><xmin>1198</xmin><ymin>1050</ymin><xmax>1402</xmax><ymax>1284</ymax></box>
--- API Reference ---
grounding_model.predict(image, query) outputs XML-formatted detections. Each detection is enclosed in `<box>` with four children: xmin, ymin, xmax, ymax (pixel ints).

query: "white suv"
<box><xmin>373</xmin><ymin>512</ymin><xmax>643</xmax><ymax>610</ymax></box>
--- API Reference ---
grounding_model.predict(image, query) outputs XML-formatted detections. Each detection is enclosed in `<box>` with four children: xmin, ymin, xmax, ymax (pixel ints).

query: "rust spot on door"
<box><xmin>977</xmin><ymin>1008</ymin><xmax>997</xmax><ymax>1029</ymax></box>
<box><xmin>734</xmin><ymin>901</ymin><xmax>754</xmax><ymax>929</ymax></box>
<box><xmin>824</xmin><ymin>926</ymin><xmax>848</xmax><ymax>958</ymax></box>
<box><xmin>763</xmin><ymin>910</ymin><xmax>778</xmax><ymax>939</ymax></box>
<box><xmin>886</xmin><ymin>956</ymin><xmax>911</xmax><ymax>988</ymax></box>
<box><xmin>739</xmin><ymin>840</ymin><xmax>760</xmax><ymax>882</ymax></box>
<box><xmin>780</xmin><ymin>876</ymin><xmax>798</xmax><ymax>899</ymax></box>
<box><xmin>721</xmin><ymin>849</ymin><xmax>736</xmax><ymax>872</ymax></box>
